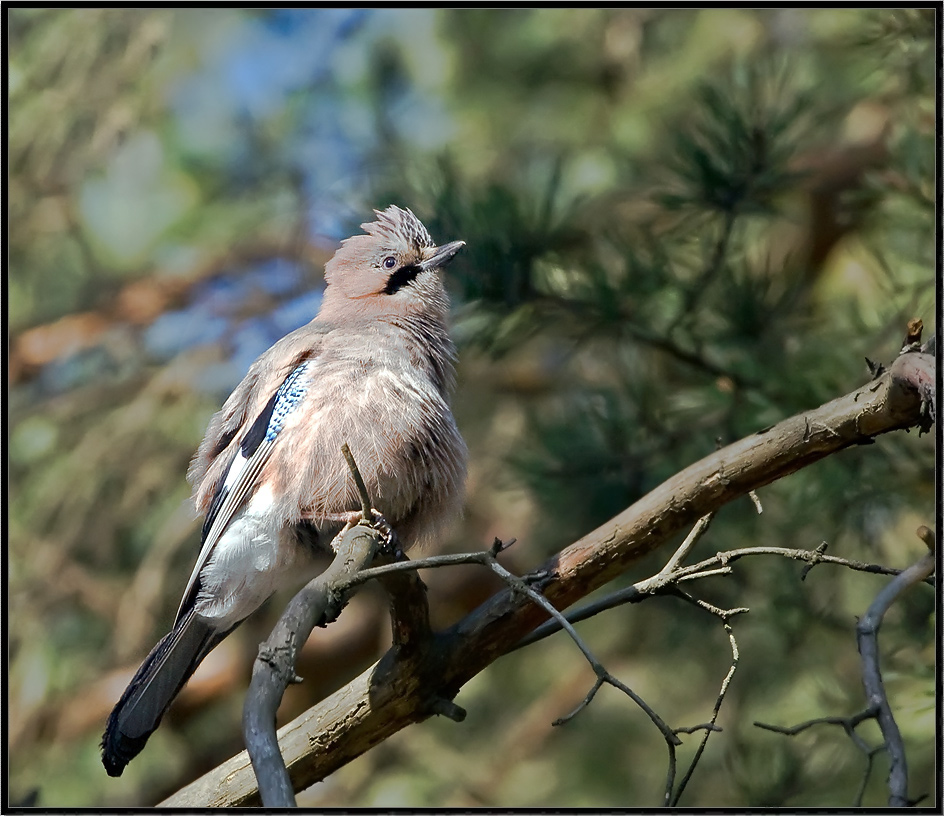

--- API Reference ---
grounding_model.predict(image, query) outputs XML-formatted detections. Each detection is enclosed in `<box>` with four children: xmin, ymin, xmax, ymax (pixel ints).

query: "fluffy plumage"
<box><xmin>102</xmin><ymin>206</ymin><xmax>467</xmax><ymax>776</ymax></box>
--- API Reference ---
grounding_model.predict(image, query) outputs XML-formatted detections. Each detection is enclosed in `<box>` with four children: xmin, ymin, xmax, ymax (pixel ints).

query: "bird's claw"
<box><xmin>324</xmin><ymin>509</ymin><xmax>400</xmax><ymax>555</ymax></box>
<box><xmin>366</xmin><ymin>510</ymin><xmax>401</xmax><ymax>557</ymax></box>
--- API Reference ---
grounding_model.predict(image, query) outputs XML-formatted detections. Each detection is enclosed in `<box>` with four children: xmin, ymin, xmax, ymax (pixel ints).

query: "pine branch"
<box><xmin>161</xmin><ymin>350</ymin><xmax>932</xmax><ymax>808</ymax></box>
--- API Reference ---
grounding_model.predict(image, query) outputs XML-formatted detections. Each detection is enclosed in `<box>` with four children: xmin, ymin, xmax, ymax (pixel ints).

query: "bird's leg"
<box><xmin>321</xmin><ymin>509</ymin><xmax>401</xmax><ymax>556</ymax></box>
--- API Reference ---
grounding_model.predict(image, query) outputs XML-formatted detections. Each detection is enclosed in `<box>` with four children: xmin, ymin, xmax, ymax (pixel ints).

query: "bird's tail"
<box><xmin>101</xmin><ymin>610</ymin><xmax>221</xmax><ymax>777</ymax></box>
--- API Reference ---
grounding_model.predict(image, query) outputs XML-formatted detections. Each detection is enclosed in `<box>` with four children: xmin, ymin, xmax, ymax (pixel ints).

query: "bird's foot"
<box><xmin>369</xmin><ymin>511</ymin><xmax>401</xmax><ymax>557</ymax></box>
<box><xmin>325</xmin><ymin>509</ymin><xmax>400</xmax><ymax>556</ymax></box>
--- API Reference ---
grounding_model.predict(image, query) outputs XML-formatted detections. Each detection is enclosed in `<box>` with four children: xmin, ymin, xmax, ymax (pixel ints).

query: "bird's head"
<box><xmin>321</xmin><ymin>205</ymin><xmax>464</xmax><ymax>319</ymax></box>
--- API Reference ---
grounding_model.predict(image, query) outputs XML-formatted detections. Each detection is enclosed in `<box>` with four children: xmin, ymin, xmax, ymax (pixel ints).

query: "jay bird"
<box><xmin>102</xmin><ymin>205</ymin><xmax>467</xmax><ymax>776</ymax></box>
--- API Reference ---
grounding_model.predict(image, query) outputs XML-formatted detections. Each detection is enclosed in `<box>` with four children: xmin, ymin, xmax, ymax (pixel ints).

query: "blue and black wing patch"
<box><xmin>177</xmin><ymin>361</ymin><xmax>313</xmax><ymax>621</ymax></box>
<box><xmin>242</xmin><ymin>361</ymin><xmax>311</xmax><ymax>455</ymax></box>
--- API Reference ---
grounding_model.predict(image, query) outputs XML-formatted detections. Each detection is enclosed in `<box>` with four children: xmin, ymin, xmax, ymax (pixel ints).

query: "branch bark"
<box><xmin>160</xmin><ymin>351</ymin><xmax>932</xmax><ymax>808</ymax></box>
<box><xmin>243</xmin><ymin>524</ymin><xmax>380</xmax><ymax>806</ymax></box>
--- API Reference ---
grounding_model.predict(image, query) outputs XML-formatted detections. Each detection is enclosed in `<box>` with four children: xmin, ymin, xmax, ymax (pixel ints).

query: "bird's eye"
<box><xmin>383</xmin><ymin>256</ymin><xmax>397</xmax><ymax>270</ymax></box>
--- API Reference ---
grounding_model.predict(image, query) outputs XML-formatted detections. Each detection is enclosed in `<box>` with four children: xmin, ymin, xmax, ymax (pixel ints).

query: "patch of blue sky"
<box><xmin>191</xmin><ymin>289</ymin><xmax>322</xmax><ymax>396</ymax></box>
<box><xmin>244</xmin><ymin>258</ymin><xmax>304</xmax><ymax>297</ymax></box>
<box><xmin>168</xmin><ymin>7</ymin><xmax>456</xmax><ymax>277</ymax></box>
<box><xmin>195</xmin><ymin>357</ymin><xmax>251</xmax><ymax>397</ymax></box>
<box><xmin>263</xmin><ymin>8</ymin><xmax>369</xmax><ymax>41</ymax></box>
<box><xmin>228</xmin><ymin>319</ymin><xmax>279</xmax><ymax>372</ymax></box>
<box><xmin>305</xmin><ymin>204</ymin><xmax>350</xmax><ymax>245</ymax></box>
<box><xmin>269</xmin><ymin>289</ymin><xmax>324</xmax><ymax>337</ymax></box>
<box><xmin>295</xmin><ymin>122</ymin><xmax>371</xmax><ymax>241</ymax></box>
<box><xmin>170</xmin><ymin>10</ymin><xmax>369</xmax><ymax>161</ymax></box>
<box><xmin>190</xmin><ymin>275</ymin><xmax>256</xmax><ymax>315</ymax></box>
<box><xmin>219</xmin><ymin>9</ymin><xmax>371</xmax><ymax>120</ymax></box>
<box><xmin>143</xmin><ymin>306</ymin><xmax>229</xmax><ymax>360</ymax></box>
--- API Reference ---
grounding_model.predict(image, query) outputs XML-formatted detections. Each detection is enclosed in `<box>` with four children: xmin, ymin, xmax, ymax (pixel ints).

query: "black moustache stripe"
<box><xmin>383</xmin><ymin>263</ymin><xmax>421</xmax><ymax>295</ymax></box>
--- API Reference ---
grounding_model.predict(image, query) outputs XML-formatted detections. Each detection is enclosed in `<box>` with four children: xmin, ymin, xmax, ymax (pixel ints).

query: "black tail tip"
<box><xmin>102</xmin><ymin>750</ymin><xmax>127</xmax><ymax>778</ymax></box>
<box><xmin>101</xmin><ymin>728</ymin><xmax>147</xmax><ymax>777</ymax></box>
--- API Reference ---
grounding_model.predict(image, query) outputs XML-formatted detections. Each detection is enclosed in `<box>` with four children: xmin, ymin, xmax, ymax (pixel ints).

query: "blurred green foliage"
<box><xmin>8</xmin><ymin>8</ymin><xmax>936</xmax><ymax>809</ymax></box>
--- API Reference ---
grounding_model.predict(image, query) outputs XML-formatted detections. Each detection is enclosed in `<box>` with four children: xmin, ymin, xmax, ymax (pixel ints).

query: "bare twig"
<box><xmin>676</xmin><ymin>545</ymin><xmax>934</xmax><ymax>586</ymax></box>
<box><xmin>514</xmin><ymin>537</ymin><xmax>926</xmax><ymax>653</ymax></box>
<box><xmin>753</xmin><ymin>532</ymin><xmax>936</xmax><ymax>808</ymax></box>
<box><xmin>856</xmin><ymin>549</ymin><xmax>935</xmax><ymax>806</ymax></box>
<box><xmin>853</xmin><ymin>746</ymin><xmax>888</xmax><ymax>808</ymax></box>
<box><xmin>674</xmin><ymin>723</ymin><xmax>723</xmax><ymax>735</ymax></box>
<box><xmin>755</xmin><ymin>708</ymin><xmax>877</xmax><ymax>741</ymax></box>
<box><xmin>672</xmin><ymin>623</ymin><xmax>739</xmax><ymax>806</ymax></box>
<box><xmin>360</xmin><ymin>540</ymin><xmax>688</xmax><ymax>807</ymax></box>
<box><xmin>662</xmin><ymin>585</ymin><xmax>748</xmax><ymax>622</ymax></box>
<box><xmin>514</xmin><ymin>513</ymin><xmax>716</xmax><ymax>651</ymax></box>
<box><xmin>754</xmin><ymin>708</ymin><xmax>885</xmax><ymax>806</ymax></box>
<box><xmin>659</xmin><ymin>513</ymin><xmax>715</xmax><ymax>577</ymax></box>
<box><xmin>341</xmin><ymin>443</ymin><xmax>372</xmax><ymax>521</ymax></box>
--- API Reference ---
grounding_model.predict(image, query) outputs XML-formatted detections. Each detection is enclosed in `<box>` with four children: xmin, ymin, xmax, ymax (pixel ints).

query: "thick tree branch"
<box><xmin>242</xmin><ymin>524</ymin><xmax>380</xmax><ymax>806</ymax></box>
<box><xmin>161</xmin><ymin>351</ymin><xmax>932</xmax><ymax>808</ymax></box>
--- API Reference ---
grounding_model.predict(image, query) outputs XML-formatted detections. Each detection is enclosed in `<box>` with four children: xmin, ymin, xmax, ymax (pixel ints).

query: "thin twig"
<box><xmin>856</xmin><ymin>550</ymin><xmax>935</xmax><ymax>807</ymax></box>
<box><xmin>672</xmin><ymin>623</ymin><xmax>739</xmax><ymax>805</ymax></box>
<box><xmin>341</xmin><ymin>443</ymin><xmax>372</xmax><ymax>520</ymax></box>
<box><xmin>358</xmin><ymin>539</ymin><xmax>686</xmax><ymax>806</ymax></box>
<box><xmin>554</xmin><ymin>676</ymin><xmax>605</xmax><ymax>725</ymax></box>
<box><xmin>485</xmin><ymin>557</ymin><xmax>680</xmax><ymax>749</ymax></box>
<box><xmin>677</xmin><ymin>545</ymin><xmax>934</xmax><ymax>585</ymax></box>
<box><xmin>673</xmin><ymin>723</ymin><xmax>723</xmax><ymax>735</ymax></box>
<box><xmin>754</xmin><ymin>708</ymin><xmax>884</xmax><ymax>805</ymax></box>
<box><xmin>752</xmin><ymin>541</ymin><xmax>935</xmax><ymax>807</ymax></box>
<box><xmin>853</xmin><ymin>746</ymin><xmax>888</xmax><ymax>808</ymax></box>
<box><xmin>513</xmin><ymin>540</ymin><xmax>927</xmax><ymax>653</ymax></box>
<box><xmin>659</xmin><ymin>513</ymin><xmax>715</xmax><ymax>577</ymax></box>
<box><xmin>661</xmin><ymin>585</ymin><xmax>749</xmax><ymax>621</ymax></box>
<box><xmin>755</xmin><ymin>708</ymin><xmax>878</xmax><ymax>738</ymax></box>
<box><xmin>513</xmin><ymin>514</ymin><xmax>715</xmax><ymax>651</ymax></box>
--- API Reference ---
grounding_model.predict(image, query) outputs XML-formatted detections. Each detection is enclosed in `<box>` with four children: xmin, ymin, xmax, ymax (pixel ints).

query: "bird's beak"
<box><xmin>420</xmin><ymin>240</ymin><xmax>465</xmax><ymax>272</ymax></box>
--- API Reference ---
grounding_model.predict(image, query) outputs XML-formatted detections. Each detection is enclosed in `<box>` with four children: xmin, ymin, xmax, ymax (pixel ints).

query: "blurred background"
<box><xmin>7</xmin><ymin>8</ymin><xmax>936</xmax><ymax>808</ymax></box>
